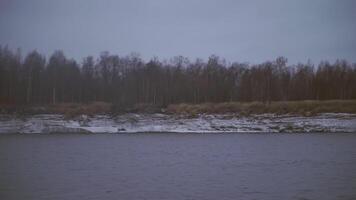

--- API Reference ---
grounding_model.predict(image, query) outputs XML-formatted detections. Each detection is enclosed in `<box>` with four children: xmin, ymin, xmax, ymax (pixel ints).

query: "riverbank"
<box><xmin>1</xmin><ymin>113</ymin><xmax>355</xmax><ymax>134</ymax></box>
<box><xmin>1</xmin><ymin>100</ymin><xmax>356</xmax><ymax>134</ymax></box>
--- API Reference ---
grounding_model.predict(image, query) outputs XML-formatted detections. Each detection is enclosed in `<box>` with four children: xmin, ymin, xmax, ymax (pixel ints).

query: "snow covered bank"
<box><xmin>0</xmin><ymin>113</ymin><xmax>355</xmax><ymax>134</ymax></box>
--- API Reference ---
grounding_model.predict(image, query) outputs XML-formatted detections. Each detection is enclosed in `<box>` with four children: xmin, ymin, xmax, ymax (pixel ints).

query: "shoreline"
<box><xmin>1</xmin><ymin>113</ymin><xmax>355</xmax><ymax>134</ymax></box>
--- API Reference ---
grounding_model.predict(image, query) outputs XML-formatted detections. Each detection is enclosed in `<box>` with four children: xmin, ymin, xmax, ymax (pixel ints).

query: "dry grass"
<box><xmin>2</xmin><ymin>100</ymin><xmax>356</xmax><ymax>117</ymax></box>
<box><xmin>166</xmin><ymin>100</ymin><xmax>356</xmax><ymax>116</ymax></box>
<box><xmin>48</xmin><ymin>101</ymin><xmax>112</xmax><ymax>117</ymax></box>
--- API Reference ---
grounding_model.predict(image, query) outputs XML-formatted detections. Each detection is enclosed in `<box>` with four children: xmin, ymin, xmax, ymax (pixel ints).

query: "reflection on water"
<box><xmin>0</xmin><ymin>133</ymin><xmax>356</xmax><ymax>200</ymax></box>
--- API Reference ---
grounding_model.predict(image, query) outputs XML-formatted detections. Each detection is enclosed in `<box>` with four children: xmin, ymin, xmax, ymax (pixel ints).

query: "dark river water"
<box><xmin>0</xmin><ymin>133</ymin><xmax>356</xmax><ymax>200</ymax></box>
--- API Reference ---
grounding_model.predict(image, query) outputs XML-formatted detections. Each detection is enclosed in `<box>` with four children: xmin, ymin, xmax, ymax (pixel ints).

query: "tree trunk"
<box><xmin>26</xmin><ymin>75</ymin><xmax>32</xmax><ymax>104</ymax></box>
<box><xmin>52</xmin><ymin>87</ymin><xmax>56</xmax><ymax>104</ymax></box>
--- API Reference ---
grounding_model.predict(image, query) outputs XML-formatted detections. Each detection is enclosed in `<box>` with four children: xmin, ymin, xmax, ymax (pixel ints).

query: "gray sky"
<box><xmin>1</xmin><ymin>0</ymin><xmax>355</xmax><ymax>64</ymax></box>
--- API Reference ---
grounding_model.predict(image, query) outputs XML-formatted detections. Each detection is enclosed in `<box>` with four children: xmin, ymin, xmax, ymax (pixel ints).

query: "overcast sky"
<box><xmin>0</xmin><ymin>0</ymin><xmax>355</xmax><ymax>64</ymax></box>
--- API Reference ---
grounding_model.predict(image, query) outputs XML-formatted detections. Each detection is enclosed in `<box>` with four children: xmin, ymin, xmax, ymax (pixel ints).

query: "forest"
<box><xmin>1</xmin><ymin>45</ymin><xmax>356</xmax><ymax>109</ymax></box>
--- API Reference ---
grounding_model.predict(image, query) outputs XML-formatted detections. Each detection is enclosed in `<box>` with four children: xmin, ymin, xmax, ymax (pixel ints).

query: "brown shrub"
<box><xmin>48</xmin><ymin>101</ymin><xmax>112</xmax><ymax>117</ymax></box>
<box><xmin>166</xmin><ymin>100</ymin><xmax>356</xmax><ymax>115</ymax></box>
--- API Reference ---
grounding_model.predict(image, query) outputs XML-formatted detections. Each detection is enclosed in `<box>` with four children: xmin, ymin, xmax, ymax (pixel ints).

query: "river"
<box><xmin>1</xmin><ymin>133</ymin><xmax>355</xmax><ymax>200</ymax></box>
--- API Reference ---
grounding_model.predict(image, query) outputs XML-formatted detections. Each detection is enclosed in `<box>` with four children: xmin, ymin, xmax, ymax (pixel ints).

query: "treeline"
<box><xmin>1</xmin><ymin>45</ymin><xmax>356</xmax><ymax>107</ymax></box>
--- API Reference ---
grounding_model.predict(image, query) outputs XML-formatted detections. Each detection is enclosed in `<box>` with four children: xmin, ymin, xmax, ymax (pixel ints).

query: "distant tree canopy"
<box><xmin>1</xmin><ymin>45</ymin><xmax>356</xmax><ymax>107</ymax></box>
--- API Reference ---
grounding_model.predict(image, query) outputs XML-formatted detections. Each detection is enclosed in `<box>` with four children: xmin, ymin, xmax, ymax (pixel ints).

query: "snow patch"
<box><xmin>0</xmin><ymin>113</ymin><xmax>355</xmax><ymax>134</ymax></box>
